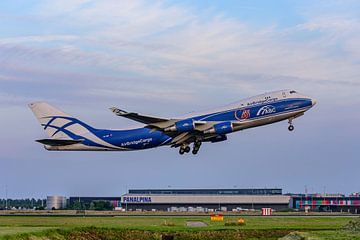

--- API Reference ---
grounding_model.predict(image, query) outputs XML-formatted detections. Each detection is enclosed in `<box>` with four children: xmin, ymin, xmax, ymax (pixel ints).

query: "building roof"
<box><xmin>128</xmin><ymin>188</ymin><xmax>282</xmax><ymax>195</ymax></box>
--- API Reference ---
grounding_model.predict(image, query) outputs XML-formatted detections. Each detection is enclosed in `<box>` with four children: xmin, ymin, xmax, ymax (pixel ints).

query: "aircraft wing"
<box><xmin>110</xmin><ymin>107</ymin><xmax>219</xmax><ymax>129</ymax></box>
<box><xmin>110</xmin><ymin>107</ymin><xmax>245</xmax><ymax>147</ymax></box>
<box><xmin>110</xmin><ymin>107</ymin><xmax>170</xmax><ymax>124</ymax></box>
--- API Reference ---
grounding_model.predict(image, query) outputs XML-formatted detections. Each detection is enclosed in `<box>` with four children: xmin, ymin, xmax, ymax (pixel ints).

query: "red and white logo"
<box><xmin>241</xmin><ymin>109</ymin><xmax>250</xmax><ymax>119</ymax></box>
<box><xmin>235</xmin><ymin>109</ymin><xmax>250</xmax><ymax>120</ymax></box>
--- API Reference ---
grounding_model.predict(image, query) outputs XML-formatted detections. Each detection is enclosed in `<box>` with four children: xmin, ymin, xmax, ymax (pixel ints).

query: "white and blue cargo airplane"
<box><xmin>29</xmin><ymin>90</ymin><xmax>316</xmax><ymax>155</ymax></box>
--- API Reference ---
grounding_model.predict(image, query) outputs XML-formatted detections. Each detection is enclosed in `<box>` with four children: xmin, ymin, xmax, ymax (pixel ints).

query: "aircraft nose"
<box><xmin>311</xmin><ymin>98</ymin><xmax>317</xmax><ymax>106</ymax></box>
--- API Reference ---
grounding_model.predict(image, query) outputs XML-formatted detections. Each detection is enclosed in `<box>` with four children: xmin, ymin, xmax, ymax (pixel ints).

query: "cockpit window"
<box><xmin>290</xmin><ymin>90</ymin><xmax>297</xmax><ymax>94</ymax></box>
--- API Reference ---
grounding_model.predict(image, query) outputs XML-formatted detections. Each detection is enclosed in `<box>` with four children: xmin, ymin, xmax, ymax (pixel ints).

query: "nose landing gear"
<box><xmin>288</xmin><ymin>119</ymin><xmax>295</xmax><ymax>131</ymax></box>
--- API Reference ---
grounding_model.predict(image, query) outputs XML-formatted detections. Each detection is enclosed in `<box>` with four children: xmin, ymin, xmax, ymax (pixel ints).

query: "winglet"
<box><xmin>110</xmin><ymin>107</ymin><xmax>129</xmax><ymax>116</ymax></box>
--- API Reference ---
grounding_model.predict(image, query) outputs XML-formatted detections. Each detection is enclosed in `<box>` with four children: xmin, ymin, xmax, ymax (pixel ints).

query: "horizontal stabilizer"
<box><xmin>36</xmin><ymin>139</ymin><xmax>84</xmax><ymax>146</ymax></box>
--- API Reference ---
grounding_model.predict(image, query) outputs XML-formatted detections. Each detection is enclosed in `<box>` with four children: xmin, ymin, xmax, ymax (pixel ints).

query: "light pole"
<box><xmin>218</xmin><ymin>190</ymin><xmax>222</xmax><ymax>212</ymax></box>
<box><xmin>5</xmin><ymin>185</ymin><xmax>8</xmax><ymax>210</ymax></box>
<box><xmin>124</xmin><ymin>184</ymin><xmax>128</xmax><ymax>212</ymax></box>
<box><xmin>251</xmin><ymin>188</ymin><xmax>254</xmax><ymax>210</ymax></box>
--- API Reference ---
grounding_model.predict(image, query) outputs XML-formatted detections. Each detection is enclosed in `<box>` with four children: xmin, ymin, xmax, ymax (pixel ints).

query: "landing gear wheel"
<box><xmin>179</xmin><ymin>148</ymin><xmax>185</xmax><ymax>155</ymax></box>
<box><xmin>192</xmin><ymin>140</ymin><xmax>202</xmax><ymax>155</ymax></box>
<box><xmin>288</xmin><ymin>118</ymin><xmax>294</xmax><ymax>132</ymax></box>
<box><xmin>179</xmin><ymin>144</ymin><xmax>190</xmax><ymax>155</ymax></box>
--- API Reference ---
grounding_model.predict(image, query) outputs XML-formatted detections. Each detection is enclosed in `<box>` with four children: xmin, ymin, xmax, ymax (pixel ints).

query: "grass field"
<box><xmin>0</xmin><ymin>215</ymin><xmax>359</xmax><ymax>239</ymax></box>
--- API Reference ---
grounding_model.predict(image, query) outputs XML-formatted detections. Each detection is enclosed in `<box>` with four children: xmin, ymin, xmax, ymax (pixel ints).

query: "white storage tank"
<box><xmin>46</xmin><ymin>196</ymin><xmax>67</xmax><ymax>210</ymax></box>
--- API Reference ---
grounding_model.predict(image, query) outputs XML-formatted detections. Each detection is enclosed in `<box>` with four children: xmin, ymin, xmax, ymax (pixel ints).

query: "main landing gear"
<box><xmin>178</xmin><ymin>140</ymin><xmax>202</xmax><ymax>155</ymax></box>
<box><xmin>192</xmin><ymin>140</ymin><xmax>202</xmax><ymax>155</ymax></box>
<box><xmin>288</xmin><ymin>119</ymin><xmax>295</xmax><ymax>131</ymax></box>
<box><xmin>179</xmin><ymin>144</ymin><xmax>190</xmax><ymax>155</ymax></box>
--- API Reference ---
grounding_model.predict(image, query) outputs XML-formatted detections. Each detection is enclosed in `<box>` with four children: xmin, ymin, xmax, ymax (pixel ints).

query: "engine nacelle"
<box><xmin>165</xmin><ymin>119</ymin><xmax>195</xmax><ymax>132</ymax></box>
<box><xmin>205</xmin><ymin>122</ymin><xmax>233</xmax><ymax>135</ymax></box>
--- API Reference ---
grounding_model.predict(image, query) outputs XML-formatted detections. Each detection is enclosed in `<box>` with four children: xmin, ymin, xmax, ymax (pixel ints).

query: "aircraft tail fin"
<box><xmin>28</xmin><ymin>102</ymin><xmax>95</xmax><ymax>140</ymax></box>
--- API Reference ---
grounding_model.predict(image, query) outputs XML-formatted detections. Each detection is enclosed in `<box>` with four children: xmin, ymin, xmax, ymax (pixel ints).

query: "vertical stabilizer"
<box><xmin>28</xmin><ymin>102</ymin><xmax>93</xmax><ymax>139</ymax></box>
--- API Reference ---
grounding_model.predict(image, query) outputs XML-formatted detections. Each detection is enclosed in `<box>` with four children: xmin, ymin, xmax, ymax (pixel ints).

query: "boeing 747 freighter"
<box><xmin>29</xmin><ymin>90</ymin><xmax>316</xmax><ymax>155</ymax></box>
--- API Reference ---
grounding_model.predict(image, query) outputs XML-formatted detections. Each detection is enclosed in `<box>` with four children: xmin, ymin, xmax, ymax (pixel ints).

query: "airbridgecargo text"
<box><xmin>122</xmin><ymin>196</ymin><xmax>152</xmax><ymax>203</ymax></box>
<box><xmin>121</xmin><ymin>138</ymin><xmax>153</xmax><ymax>147</ymax></box>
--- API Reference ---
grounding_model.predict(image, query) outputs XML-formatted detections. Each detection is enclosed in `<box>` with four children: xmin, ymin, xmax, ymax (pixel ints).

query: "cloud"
<box><xmin>0</xmin><ymin>74</ymin><xmax>19</xmax><ymax>81</ymax></box>
<box><xmin>84</xmin><ymin>86</ymin><xmax>197</xmax><ymax>103</ymax></box>
<box><xmin>0</xmin><ymin>35</ymin><xmax>78</xmax><ymax>44</ymax></box>
<box><xmin>1</xmin><ymin>0</ymin><xmax>360</xmax><ymax>197</ymax></box>
<box><xmin>0</xmin><ymin>0</ymin><xmax>359</xmax><ymax>105</ymax></box>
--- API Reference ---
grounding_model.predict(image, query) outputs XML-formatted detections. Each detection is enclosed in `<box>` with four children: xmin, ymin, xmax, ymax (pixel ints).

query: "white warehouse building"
<box><xmin>121</xmin><ymin>189</ymin><xmax>290</xmax><ymax>211</ymax></box>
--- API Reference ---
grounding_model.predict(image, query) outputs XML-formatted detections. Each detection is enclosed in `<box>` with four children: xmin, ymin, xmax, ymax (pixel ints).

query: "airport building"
<box><xmin>121</xmin><ymin>188</ymin><xmax>290</xmax><ymax>212</ymax></box>
<box><xmin>61</xmin><ymin>188</ymin><xmax>360</xmax><ymax>213</ymax></box>
<box><xmin>290</xmin><ymin>194</ymin><xmax>360</xmax><ymax>214</ymax></box>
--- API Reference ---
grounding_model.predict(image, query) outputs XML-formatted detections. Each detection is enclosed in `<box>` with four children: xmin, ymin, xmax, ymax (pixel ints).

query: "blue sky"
<box><xmin>0</xmin><ymin>0</ymin><xmax>359</xmax><ymax>198</ymax></box>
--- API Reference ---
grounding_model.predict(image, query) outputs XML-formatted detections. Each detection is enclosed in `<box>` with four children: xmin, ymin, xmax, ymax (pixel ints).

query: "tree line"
<box><xmin>0</xmin><ymin>199</ymin><xmax>114</xmax><ymax>211</ymax></box>
<box><xmin>0</xmin><ymin>198</ymin><xmax>45</xmax><ymax>210</ymax></box>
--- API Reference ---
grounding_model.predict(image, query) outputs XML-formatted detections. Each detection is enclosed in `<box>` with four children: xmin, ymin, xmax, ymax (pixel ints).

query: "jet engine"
<box><xmin>204</xmin><ymin>122</ymin><xmax>233</xmax><ymax>135</ymax></box>
<box><xmin>165</xmin><ymin>119</ymin><xmax>195</xmax><ymax>132</ymax></box>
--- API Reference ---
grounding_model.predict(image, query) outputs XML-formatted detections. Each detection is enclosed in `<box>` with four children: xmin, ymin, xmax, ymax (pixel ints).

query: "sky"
<box><xmin>0</xmin><ymin>0</ymin><xmax>359</xmax><ymax>198</ymax></box>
